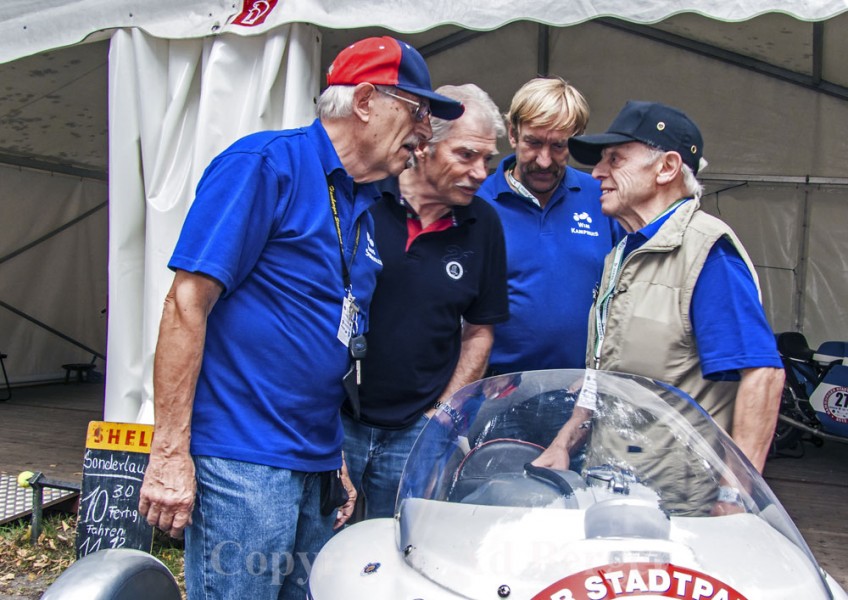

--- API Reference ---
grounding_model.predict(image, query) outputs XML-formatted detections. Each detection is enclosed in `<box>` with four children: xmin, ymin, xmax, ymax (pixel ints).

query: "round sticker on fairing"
<box><xmin>531</xmin><ymin>562</ymin><xmax>748</xmax><ymax>600</ymax></box>
<box><xmin>823</xmin><ymin>386</ymin><xmax>848</xmax><ymax>423</ymax></box>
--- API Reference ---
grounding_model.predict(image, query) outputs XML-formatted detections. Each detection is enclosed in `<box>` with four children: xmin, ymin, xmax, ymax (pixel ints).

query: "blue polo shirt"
<box><xmin>169</xmin><ymin>119</ymin><xmax>382</xmax><ymax>471</ymax></box>
<box><xmin>477</xmin><ymin>156</ymin><xmax>624</xmax><ymax>372</ymax></box>
<box><xmin>625</xmin><ymin>200</ymin><xmax>782</xmax><ymax>379</ymax></box>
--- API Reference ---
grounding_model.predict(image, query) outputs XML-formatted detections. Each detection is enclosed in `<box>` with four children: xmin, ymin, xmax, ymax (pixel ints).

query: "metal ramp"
<box><xmin>0</xmin><ymin>471</ymin><xmax>78</xmax><ymax>525</ymax></box>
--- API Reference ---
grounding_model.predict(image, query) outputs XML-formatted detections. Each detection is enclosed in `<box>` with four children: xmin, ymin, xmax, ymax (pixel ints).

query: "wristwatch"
<box><xmin>717</xmin><ymin>485</ymin><xmax>743</xmax><ymax>505</ymax></box>
<box><xmin>433</xmin><ymin>401</ymin><xmax>464</xmax><ymax>428</ymax></box>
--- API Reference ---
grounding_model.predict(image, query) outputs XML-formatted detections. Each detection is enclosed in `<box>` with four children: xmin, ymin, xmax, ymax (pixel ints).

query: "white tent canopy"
<box><xmin>0</xmin><ymin>1</ymin><xmax>846</xmax><ymax>422</ymax></box>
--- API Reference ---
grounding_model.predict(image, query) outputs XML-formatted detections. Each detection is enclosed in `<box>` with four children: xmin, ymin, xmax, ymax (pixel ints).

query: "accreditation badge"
<box><xmin>336</xmin><ymin>290</ymin><xmax>359</xmax><ymax>346</ymax></box>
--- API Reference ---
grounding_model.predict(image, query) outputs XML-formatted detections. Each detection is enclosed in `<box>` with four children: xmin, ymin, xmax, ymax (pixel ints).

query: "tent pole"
<box><xmin>0</xmin><ymin>202</ymin><xmax>107</xmax><ymax>267</ymax></box>
<box><xmin>0</xmin><ymin>153</ymin><xmax>106</xmax><ymax>181</ymax></box>
<box><xmin>418</xmin><ymin>30</ymin><xmax>486</xmax><ymax>59</ymax></box>
<box><xmin>0</xmin><ymin>300</ymin><xmax>105</xmax><ymax>360</ymax></box>
<box><xmin>812</xmin><ymin>22</ymin><xmax>823</xmax><ymax>86</ymax></box>
<box><xmin>537</xmin><ymin>24</ymin><xmax>550</xmax><ymax>76</ymax></box>
<box><xmin>795</xmin><ymin>189</ymin><xmax>812</xmax><ymax>333</ymax></box>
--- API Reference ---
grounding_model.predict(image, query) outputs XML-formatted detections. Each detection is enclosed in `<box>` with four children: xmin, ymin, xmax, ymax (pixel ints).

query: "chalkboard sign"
<box><xmin>76</xmin><ymin>421</ymin><xmax>155</xmax><ymax>558</ymax></box>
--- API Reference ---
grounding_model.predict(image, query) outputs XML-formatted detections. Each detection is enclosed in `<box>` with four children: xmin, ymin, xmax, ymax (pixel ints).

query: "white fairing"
<box><xmin>310</xmin><ymin>369</ymin><xmax>847</xmax><ymax>599</ymax></box>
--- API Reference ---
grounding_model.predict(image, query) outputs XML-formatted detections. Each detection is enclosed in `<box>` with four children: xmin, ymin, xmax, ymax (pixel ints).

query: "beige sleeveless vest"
<box><xmin>585</xmin><ymin>199</ymin><xmax>760</xmax><ymax>433</ymax></box>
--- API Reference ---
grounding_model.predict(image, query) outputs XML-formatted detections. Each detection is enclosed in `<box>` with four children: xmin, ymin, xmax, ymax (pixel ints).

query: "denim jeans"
<box><xmin>185</xmin><ymin>455</ymin><xmax>335</xmax><ymax>600</ymax></box>
<box><xmin>342</xmin><ymin>413</ymin><xmax>428</xmax><ymax>519</ymax></box>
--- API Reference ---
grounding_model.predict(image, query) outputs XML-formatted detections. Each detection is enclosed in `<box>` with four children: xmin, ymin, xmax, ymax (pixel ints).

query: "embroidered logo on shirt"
<box><xmin>365</xmin><ymin>231</ymin><xmax>383</xmax><ymax>266</ymax></box>
<box><xmin>443</xmin><ymin>245</ymin><xmax>473</xmax><ymax>280</ymax></box>
<box><xmin>446</xmin><ymin>261</ymin><xmax>464</xmax><ymax>280</ymax></box>
<box><xmin>571</xmin><ymin>212</ymin><xmax>599</xmax><ymax>237</ymax></box>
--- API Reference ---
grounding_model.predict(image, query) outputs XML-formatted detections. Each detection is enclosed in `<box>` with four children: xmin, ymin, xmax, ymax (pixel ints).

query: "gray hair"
<box><xmin>643</xmin><ymin>145</ymin><xmax>705</xmax><ymax>200</ymax></box>
<box><xmin>429</xmin><ymin>84</ymin><xmax>506</xmax><ymax>145</ymax></box>
<box><xmin>316</xmin><ymin>85</ymin><xmax>356</xmax><ymax>119</ymax></box>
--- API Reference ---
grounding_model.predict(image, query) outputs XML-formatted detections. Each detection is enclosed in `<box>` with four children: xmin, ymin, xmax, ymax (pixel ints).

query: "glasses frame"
<box><xmin>377</xmin><ymin>87</ymin><xmax>431</xmax><ymax>123</ymax></box>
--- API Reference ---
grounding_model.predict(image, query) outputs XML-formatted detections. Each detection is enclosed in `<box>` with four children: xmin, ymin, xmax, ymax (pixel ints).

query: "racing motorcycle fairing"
<box><xmin>308</xmin><ymin>369</ymin><xmax>847</xmax><ymax>600</ymax></box>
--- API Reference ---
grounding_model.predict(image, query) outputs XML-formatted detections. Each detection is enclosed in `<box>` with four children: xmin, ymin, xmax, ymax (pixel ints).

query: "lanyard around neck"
<box><xmin>591</xmin><ymin>198</ymin><xmax>690</xmax><ymax>366</ymax></box>
<box><xmin>327</xmin><ymin>177</ymin><xmax>361</xmax><ymax>291</ymax></box>
<box><xmin>506</xmin><ymin>166</ymin><xmax>542</xmax><ymax>207</ymax></box>
<box><xmin>593</xmin><ymin>237</ymin><xmax>627</xmax><ymax>366</ymax></box>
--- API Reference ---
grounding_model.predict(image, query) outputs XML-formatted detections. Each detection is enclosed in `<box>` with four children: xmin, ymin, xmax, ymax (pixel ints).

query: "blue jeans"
<box><xmin>342</xmin><ymin>413</ymin><xmax>428</xmax><ymax>519</ymax></box>
<box><xmin>185</xmin><ymin>456</ymin><xmax>335</xmax><ymax>600</ymax></box>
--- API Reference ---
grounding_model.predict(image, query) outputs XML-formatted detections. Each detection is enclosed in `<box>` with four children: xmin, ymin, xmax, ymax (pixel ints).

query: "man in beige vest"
<box><xmin>533</xmin><ymin>101</ymin><xmax>784</xmax><ymax>514</ymax></box>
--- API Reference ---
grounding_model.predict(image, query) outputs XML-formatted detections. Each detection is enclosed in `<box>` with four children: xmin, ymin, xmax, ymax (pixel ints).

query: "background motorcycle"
<box><xmin>774</xmin><ymin>331</ymin><xmax>848</xmax><ymax>451</ymax></box>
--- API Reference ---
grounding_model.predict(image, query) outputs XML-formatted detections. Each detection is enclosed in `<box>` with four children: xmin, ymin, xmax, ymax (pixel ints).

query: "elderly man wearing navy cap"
<box><xmin>139</xmin><ymin>37</ymin><xmax>462</xmax><ymax>600</ymax></box>
<box><xmin>533</xmin><ymin>101</ymin><xmax>784</xmax><ymax>508</ymax></box>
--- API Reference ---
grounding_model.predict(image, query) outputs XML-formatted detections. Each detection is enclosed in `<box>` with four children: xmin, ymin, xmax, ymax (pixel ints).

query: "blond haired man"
<box><xmin>478</xmin><ymin>77</ymin><xmax>623</xmax><ymax>374</ymax></box>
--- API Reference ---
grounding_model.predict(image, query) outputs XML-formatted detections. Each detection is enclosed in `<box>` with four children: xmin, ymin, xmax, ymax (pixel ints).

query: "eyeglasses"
<box><xmin>377</xmin><ymin>88</ymin><xmax>431</xmax><ymax>122</ymax></box>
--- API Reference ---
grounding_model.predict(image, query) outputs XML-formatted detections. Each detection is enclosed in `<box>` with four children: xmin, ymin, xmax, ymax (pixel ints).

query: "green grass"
<box><xmin>0</xmin><ymin>511</ymin><xmax>185</xmax><ymax>598</ymax></box>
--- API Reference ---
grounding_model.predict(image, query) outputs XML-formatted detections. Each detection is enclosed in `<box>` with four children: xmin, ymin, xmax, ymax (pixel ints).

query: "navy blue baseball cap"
<box><xmin>327</xmin><ymin>36</ymin><xmax>464</xmax><ymax>120</ymax></box>
<box><xmin>568</xmin><ymin>100</ymin><xmax>704</xmax><ymax>174</ymax></box>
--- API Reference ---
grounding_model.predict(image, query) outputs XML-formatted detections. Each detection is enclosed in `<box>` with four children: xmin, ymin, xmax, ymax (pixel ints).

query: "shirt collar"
<box><xmin>625</xmin><ymin>198</ymin><xmax>693</xmax><ymax>254</ymax></box>
<box><xmin>308</xmin><ymin>119</ymin><xmax>381</xmax><ymax>201</ymax></box>
<box><xmin>491</xmin><ymin>154</ymin><xmax>586</xmax><ymax>206</ymax></box>
<box><xmin>379</xmin><ymin>177</ymin><xmax>476</xmax><ymax>226</ymax></box>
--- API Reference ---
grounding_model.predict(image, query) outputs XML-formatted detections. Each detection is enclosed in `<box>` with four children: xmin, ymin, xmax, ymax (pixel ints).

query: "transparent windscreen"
<box><xmin>394</xmin><ymin>369</ymin><xmax>831</xmax><ymax>600</ymax></box>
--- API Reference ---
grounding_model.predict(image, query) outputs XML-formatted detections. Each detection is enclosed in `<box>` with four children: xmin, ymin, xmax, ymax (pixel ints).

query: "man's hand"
<box><xmin>139</xmin><ymin>451</ymin><xmax>196</xmax><ymax>539</ymax></box>
<box><xmin>334</xmin><ymin>459</ymin><xmax>358</xmax><ymax>529</ymax></box>
<box><xmin>531</xmin><ymin>405</ymin><xmax>593</xmax><ymax>470</ymax></box>
<box><xmin>710</xmin><ymin>501</ymin><xmax>745</xmax><ymax>517</ymax></box>
<box><xmin>531</xmin><ymin>439</ymin><xmax>572</xmax><ymax>470</ymax></box>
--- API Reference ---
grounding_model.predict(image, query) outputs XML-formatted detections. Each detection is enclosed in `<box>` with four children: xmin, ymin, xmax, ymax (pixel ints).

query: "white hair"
<box><xmin>316</xmin><ymin>85</ymin><xmax>356</xmax><ymax>119</ymax></box>
<box><xmin>429</xmin><ymin>83</ymin><xmax>506</xmax><ymax>145</ymax></box>
<box><xmin>643</xmin><ymin>145</ymin><xmax>705</xmax><ymax>200</ymax></box>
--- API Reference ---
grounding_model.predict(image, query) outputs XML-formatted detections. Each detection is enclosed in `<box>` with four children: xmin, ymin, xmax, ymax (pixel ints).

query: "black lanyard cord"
<box><xmin>327</xmin><ymin>179</ymin><xmax>361</xmax><ymax>290</ymax></box>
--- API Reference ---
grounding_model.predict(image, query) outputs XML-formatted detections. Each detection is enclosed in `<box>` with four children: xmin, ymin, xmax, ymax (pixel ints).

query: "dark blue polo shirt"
<box><xmin>353</xmin><ymin>184</ymin><xmax>509</xmax><ymax>428</ymax></box>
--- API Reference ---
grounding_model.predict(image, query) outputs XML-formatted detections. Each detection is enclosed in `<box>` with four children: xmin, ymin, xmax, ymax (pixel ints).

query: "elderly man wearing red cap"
<box><xmin>138</xmin><ymin>37</ymin><xmax>462</xmax><ymax>600</ymax></box>
<box><xmin>532</xmin><ymin>101</ymin><xmax>784</xmax><ymax>513</ymax></box>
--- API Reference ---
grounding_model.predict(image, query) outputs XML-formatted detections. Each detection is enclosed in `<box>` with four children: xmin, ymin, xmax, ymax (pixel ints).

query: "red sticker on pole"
<box><xmin>232</xmin><ymin>0</ymin><xmax>278</xmax><ymax>26</ymax></box>
<box><xmin>532</xmin><ymin>562</ymin><xmax>748</xmax><ymax>600</ymax></box>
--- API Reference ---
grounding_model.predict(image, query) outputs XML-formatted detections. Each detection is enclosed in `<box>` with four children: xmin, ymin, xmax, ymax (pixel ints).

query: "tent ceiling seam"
<box><xmin>597</xmin><ymin>18</ymin><xmax>848</xmax><ymax>103</ymax></box>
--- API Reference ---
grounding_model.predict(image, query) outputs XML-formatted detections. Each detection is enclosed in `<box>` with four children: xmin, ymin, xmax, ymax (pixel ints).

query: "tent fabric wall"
<box><xmin>699</xmin><ymin>183</ymin><xmax>848</xmax><ymax>343</ymax></box>
<box><xmin>0</xmin><ymin>164</ymin><xmax>107</xmax><ymax>383</ymax></box>
<box><xmin>105</xmin><ymin>24</ymin><xmax>321</xmax><ymax>422</ymax></box>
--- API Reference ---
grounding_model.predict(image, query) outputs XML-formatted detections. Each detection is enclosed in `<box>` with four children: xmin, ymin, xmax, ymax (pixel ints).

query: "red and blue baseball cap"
<box><xmin>568</xmin><ymin>100</ymin><xmax>704</xmax><ymax>174</ymax></box>
<box><xmin>327</xmin><ymin>36</ymin><xmax>464</xmax><ymax>120</ymax></box>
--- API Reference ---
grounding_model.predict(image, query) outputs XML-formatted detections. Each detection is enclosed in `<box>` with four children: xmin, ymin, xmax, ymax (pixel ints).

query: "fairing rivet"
<box><xmin>498</xmin><ymin>584</ymin><xmax>511</xmax><ymax>597</ymax></box>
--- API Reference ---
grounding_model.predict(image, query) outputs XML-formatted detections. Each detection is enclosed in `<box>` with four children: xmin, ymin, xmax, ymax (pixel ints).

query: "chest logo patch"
<box><xmin>446</xmin><ymin>261</ymin><xmax>464</xmax><ymax>280</ymax></box>
<box><xmin>572</xmin><ymin>211</ymin><xmax>599</xmax><ymax>237</ymax></box>
<box><xmin>443</xmin><ymin>245</ymin><xmax>473</xmax><ymax>281</ymax></box>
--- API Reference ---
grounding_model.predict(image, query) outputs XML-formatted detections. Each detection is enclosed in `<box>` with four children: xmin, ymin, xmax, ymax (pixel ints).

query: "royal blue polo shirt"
<box><xmin>625</xmin><ymin>200</ymin><xmax>782</xmax><ymax>379</ymax></box>
<box><xmin>169</xmin><ymin>119</ymin><xmax>382</xmax><ymax>471</ymax></box>
<box><xmin>354</xmin><ymin>182</ymin><xmax>509</xmax><ymax>428</ymax></box>
<box><xmin>477</xmin><ymin>156</ymin><xmax>624</xmax><ymax>373</ymax></box>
